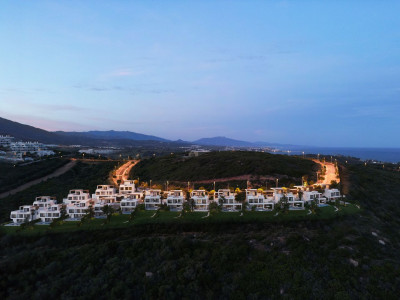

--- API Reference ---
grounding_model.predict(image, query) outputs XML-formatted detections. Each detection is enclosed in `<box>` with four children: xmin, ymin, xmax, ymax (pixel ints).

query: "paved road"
<box><xmin>0</xmin><ymin>159</ymin><xmax>77</xmax><ymax>199</ymax></box>
<box><xmin>314</xmin><ymin>159</ymin><xmax>339</xmax><ymax>185</ymax></box>
<box><xmin>112</xmin><ymin>160</ymin><xmax>139</xmax><ymax>186</ymax></box>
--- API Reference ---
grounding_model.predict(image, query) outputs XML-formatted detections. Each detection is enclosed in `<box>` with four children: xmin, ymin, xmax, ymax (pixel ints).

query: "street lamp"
<box><xmin>302</xmin><ymin>151</ymin><xmax>305</xmax><ymax>158</ymax></box>
<box><xmin>150</xmin><ymin>179</ymin><xmax>152</xmax><ymax>188</ymax></box>
<box><xmin>276</xmin><ymin>178</ymin><xmax>279</xmax><ymax>188</ymax></box>
<box><xmin>213</xmin><ymin>181</ymin><xmax>216</xmax><ymax>191</ymax></box>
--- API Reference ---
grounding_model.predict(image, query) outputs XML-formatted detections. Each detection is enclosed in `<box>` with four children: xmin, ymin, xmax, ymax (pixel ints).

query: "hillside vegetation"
<box><xmin>130</xmin><ymin>151</ymin><xmax>319</xmax><ymax>183</ymax></box>
<box><xmin>0</xmin><ymin>163</ymin><xmax>399</xmax><ymax>298</ymax></box>
<box><xmin>1</xmin><ymin>160</ymin><xmax>399</xmax><ymax>298</ymax></box>
<box><xmin>0</xmin><ymin>159</ymin><xmax>68</xmax><ymax>194</ymax></box>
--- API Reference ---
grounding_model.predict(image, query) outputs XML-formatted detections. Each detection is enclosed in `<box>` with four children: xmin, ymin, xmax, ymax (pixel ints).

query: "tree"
<box><xmin>298</xmin><ymin>190</ymin><xmax>303</xmax><ymax>202</ymax></box>
<box><xmin>218</xmin><ymin>196</ymin><xmax>225</xmax><ymax>208</ymax></box>
<box><xmin>102</xmin><ymin>205</ymin><xmax>115</xmax><ymax>224</ymax></box>
<box><xmin>209</xmin><ymin>202</ymin><xmax>219</xmax><ymax>214</ymax></box>
<box><xmin>188</xmin><ymin>198</ymin><xmax>196</xmax><ymax>211</ymax></box>
<box><xmin>241</xmin><ymin>201</ymin><xmax>249</xmax><ymax>212</ymax></box>
<box><xmin>235</xmin><ymin>192</ymin><xmax>246</xmax><ymax>203</ymax></box>
<box><xmin>278</xmin><ymin>195</ymin><xmax>289</xmax><ymax>214</ymax></box>
<box><xmin>310</xmin><ymin>199</ymin><xmax>320</xmax><ymax>215</ymax></box>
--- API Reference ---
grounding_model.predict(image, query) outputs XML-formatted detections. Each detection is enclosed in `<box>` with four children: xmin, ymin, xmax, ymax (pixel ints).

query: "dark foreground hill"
<box><xmin>0</xmin><ymin>162</ymin><xmax>399</xmax><ymax>298</ymax></box>
<box><xmin>130</xmin><ymin>151</ymin><xmax>319</xmax><ymax>183</ymax></box>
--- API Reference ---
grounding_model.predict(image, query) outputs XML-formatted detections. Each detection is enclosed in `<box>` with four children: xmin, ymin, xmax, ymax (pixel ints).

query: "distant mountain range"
<box><xmin>193</xmin><ymin>136</ymin><xmax>255</xmax><ymax>147</ymax></box>
<box><xmin>56</xmin><ymin>130</ymin><xmax>169</xmax><ymax>142</ymax></box>
<box><xmin>0</xmin><ymin>116</ymin><xmax>286</xmax><ymax>148</ymax></box>
<box><xmin>0</xmin><ymin>117</ymin><xmax>173</xmax><ymax>146</ymax></box>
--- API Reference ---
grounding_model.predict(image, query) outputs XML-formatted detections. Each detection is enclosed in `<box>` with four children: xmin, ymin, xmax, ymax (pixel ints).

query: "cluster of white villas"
<box><xmin>9</xmin><ymin>180</ymin><xmax>342</xmax><ymax>224</ymax></box>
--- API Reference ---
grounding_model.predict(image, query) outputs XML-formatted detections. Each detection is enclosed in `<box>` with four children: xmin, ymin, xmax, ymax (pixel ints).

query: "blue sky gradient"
<box><xmin>1</xmin><ymin>1</ymin><xmax>399</xmax><ymax>147</ymax></box>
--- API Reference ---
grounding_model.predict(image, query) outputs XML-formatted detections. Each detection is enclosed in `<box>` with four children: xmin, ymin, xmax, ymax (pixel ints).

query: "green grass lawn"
<box><xmin>1</xmin><ymin>203</ymin><xmax>360</xmax><ymax>235</ymax></box>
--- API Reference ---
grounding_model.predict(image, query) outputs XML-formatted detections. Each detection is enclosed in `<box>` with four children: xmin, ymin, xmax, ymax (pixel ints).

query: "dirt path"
<box><xmin>0</xmin><ymin>159</ymin><xmax>77</xmax><ymax>199</ymax></box>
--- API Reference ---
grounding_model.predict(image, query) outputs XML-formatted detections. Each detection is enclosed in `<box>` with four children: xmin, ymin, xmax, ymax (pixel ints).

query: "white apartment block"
<box><xmin>0</xmin><ymin>135</ymin><xmax>14</xmax><ymax>147</ymax></box>
<box><xmin>215</xmin><ymin>189</ymin><xmax>242</xmax><ymax>211</ymax></box>
<box><xmin>246</xmin><ymin>189</ymin><xmax>274</xmax><ymax>211</ymax></box>
<box><xmin>166</xmin><ymin>190</ymin><xmax>185</xmax><ymax>211</ymax></box>
<box><xmin>9</xmin><ymin>141</ymin><xmax>43</xmax><ymax>152</ymax></box>
<box><xmin>190</xmin><ymin>190</ymin><xmax>210</xmax><ymax>211</ymax></box>
<box><xmin>144</xmin><ymin>189</ymin><xmax>162</xmax><ymax>210</ymax></box>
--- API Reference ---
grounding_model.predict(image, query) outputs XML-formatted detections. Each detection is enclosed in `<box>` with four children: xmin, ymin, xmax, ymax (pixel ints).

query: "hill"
<box><xmin>130</xmin><ymin>151</ymin><xmax>319</xmax><ymax>184</ymax></box>
<box><xmin>0</xmin><ymin>117</ymin><xmax>179</xmax><ymax>147</ymax></box>
<box><xmin>0</xmin><ymin>117</ymin><xmax>82</xmax><ymax>145</ymax></box>
<box><xmin>56</xmin><ymin>130</ymin><xmax>169</xmax><ymax>142</ymax></box>
<box><xmin>1</xmin><ymin>162</ymin><xmax>399</xmax><ymax>298</ymax></box>
<box><xmin>193</xmin><ymin>136</ymin><xmax>254</xmax><ymax>147</ymax></box>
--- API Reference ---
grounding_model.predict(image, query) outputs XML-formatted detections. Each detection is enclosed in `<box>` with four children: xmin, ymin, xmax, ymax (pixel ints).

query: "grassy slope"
<box><xmin>1</xmin><ymin>204</ymin><xmax>359</xmax><ymax>235</ymax></box>
<box><xmin>0</xmin><ymin>159</ymin><xmax>68</xmax><ymax>193</ymax></box>
<box><xmin>130</xmin><ymin>151</ymin><xmax>319</xmax><ymax>182</ymax></box>
<box><xmin>0</xmin><ymin>161</ymin><xmax>118</xmax><ymax>223</ymax></box>
<box><xmin>0</xmin><ymin>163</ymin><xmax>399</xmax><ymax>298</ymax></box>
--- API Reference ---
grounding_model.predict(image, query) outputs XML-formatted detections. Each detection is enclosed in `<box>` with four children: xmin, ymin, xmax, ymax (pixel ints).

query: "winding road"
<box><xmin>112</xmin><ymin>160</ymin><xmax>139</xmax><ymax>186</ymax></box>
<box><xmin>313</xmin><ymin>160</ymin><xmax>339</xmax><ymax>185</ymax></box>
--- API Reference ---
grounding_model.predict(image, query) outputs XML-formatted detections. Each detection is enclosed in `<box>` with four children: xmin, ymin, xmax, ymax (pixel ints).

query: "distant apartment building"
<box><xmin>0</xmin><ymin>135</ymin><xmax>14</xmax><ymax>147</ymax></box>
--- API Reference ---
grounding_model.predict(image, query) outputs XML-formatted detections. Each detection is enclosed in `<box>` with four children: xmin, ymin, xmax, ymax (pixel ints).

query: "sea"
<box><xmin>272</xmin><ymin>147</ymin><xmax>400</xmax><ymax>164</ymax></box>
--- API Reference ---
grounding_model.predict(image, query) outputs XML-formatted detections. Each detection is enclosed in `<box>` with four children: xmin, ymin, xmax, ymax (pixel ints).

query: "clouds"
<box><xmin>1</xmin><ymin>2</ymin><xmax>400</xmax><ymax>146</ymax></box>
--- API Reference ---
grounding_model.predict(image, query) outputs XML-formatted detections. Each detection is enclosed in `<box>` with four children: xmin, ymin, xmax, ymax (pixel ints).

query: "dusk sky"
<box><xmin>1</xmin><ymin>1</ymin><xmax>399</xmax><ymax>147</ymax></box>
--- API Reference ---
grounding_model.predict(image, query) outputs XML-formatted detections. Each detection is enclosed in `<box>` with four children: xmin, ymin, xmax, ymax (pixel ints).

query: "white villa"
<box><xmin>246</xmin><ymin>189</ymin><xmax>274</xmax><ymax>211</ymax></box>
<box><xmin>302</xmin><ymin>190</ymin><xmax>323</xmax><ymax>204</ymax></box>
<box><xmin>10</xmin><ymin>205</ymin><xmax>37</xmax><ymax>224</ymax></box>
<box><xmin>64</xmin><ymin>190</ymin><xmax>92</xmax><ymax>219</ymax></box>
<box><xmin>323</xmin><ymin>188</ymin><xmax>341</xmax><ymax>202</ymax></box>
<box><xmin>190</xmin><ymin>190</ymin><xmax>210</xmax><ymax>211</ymax></box>
<box><xmin>270</xmin><ymin>188</ymin><xmax>305</xmax><ymax>209</ymax></box>
<box><xmin>10</xmin><ymin>196</ymin><xmax>62</xmax><ymax>224</ymax></box>
<box><xmin>92</xmin><ymin>185</ymin><xmax>118</xmax><ymax>203</ymax></box>
<box><xmin>119</xmin><ymin>180</ymin><xmax>136</xmax><ymax>195</ymax></box>
<box><xmin>144</xmin><ymin>189</ymin><xmax>162</xmax><ymax>210</ymax></box>
<box><xmin>166</xmin><ymin>190</ymin><xmax>185</xmax><ymax>211</ymax></box>
<box><xmin>34</xmin><ymin>196</ymin><xmax>63</xmax><ymax>223</ymax></box>
<box><xmin>120</xmin><ymin>193</ymin><xmax>142</xmax><ymax>213</ymax></box>
<box><xmin>215</xmin><ymin>189</ymin><xmax>242</xmax><ymax>211</ymax></box>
